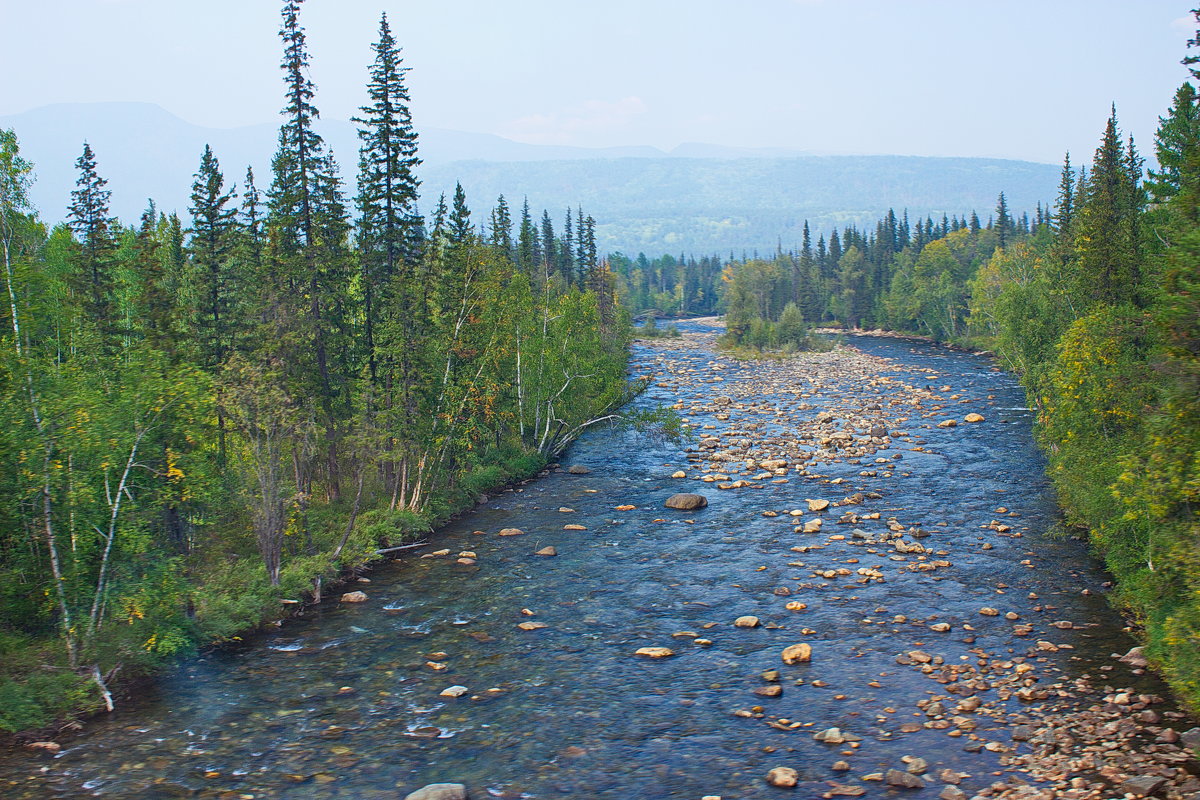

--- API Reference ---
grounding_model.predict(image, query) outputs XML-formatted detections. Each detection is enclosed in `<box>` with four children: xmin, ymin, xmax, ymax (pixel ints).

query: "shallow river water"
<box><xmin>0</xmin><ymin>325</ymin><xmax>1182</xmax><ymax>799</ymax></box>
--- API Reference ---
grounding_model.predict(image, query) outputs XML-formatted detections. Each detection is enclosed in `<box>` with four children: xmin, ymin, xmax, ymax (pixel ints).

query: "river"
<box><xmin>0</xmin><ymin>323</ymin><xmax>1192</xmax><ymax>800</ymax></box>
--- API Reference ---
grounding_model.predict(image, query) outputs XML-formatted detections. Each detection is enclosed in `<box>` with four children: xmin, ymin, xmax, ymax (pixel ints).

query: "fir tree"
<box><xmin>188</xmin><ymin>145</ymin><xmax>239</xmax><ymax>369</ymax></box>
<box><xmin>68</xmin><ymin>142</ymin><xmax>116</xmax><ymax>332</ymax></box>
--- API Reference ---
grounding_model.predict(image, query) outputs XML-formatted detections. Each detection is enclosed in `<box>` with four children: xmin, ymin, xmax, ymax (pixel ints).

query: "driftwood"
<box><xmin>375</xmin><ymin>540</ymin><xmax>429</xmax><ymax>555</ymax></box>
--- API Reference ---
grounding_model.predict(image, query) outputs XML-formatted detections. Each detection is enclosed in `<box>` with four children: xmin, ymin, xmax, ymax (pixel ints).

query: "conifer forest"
<box><xmin>0</xmin><ymin>3</ymin><xmax>1198</xmax><ymax>799</ymax></box>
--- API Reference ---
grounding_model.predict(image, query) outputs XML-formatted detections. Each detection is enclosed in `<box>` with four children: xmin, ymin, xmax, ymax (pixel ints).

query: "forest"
<box><xmin>0</xmin><ymin>1</ymin><xmax>632</xmax><ymax>731</ymax></box>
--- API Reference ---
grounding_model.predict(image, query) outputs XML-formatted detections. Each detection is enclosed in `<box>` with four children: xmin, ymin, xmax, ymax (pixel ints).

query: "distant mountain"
<box><xmin>0</xmin><ymin>102</ymin><xmax>1060</xmax><ymax>255</ymax></box>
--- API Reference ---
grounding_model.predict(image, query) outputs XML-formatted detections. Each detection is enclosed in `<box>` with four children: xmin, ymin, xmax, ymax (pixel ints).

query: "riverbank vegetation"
<box><xmin>0</xmin><ymin>0</ymin><xmax>630</xmax><ymax>733</ymax></box>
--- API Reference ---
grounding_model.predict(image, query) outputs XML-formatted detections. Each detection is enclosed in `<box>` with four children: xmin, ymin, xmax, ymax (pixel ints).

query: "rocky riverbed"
<box><xmin>1</xmin><ymin>322</ymin><xmax>1195</xmax><ymax>799</ymax></box>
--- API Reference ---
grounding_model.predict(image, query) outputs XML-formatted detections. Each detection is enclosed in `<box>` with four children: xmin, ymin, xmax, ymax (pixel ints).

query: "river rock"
<box><xmin>938</xmin><ymin>787</ymin><xmax>966</xmax><ymax>800</ymax></box>
<box><xmin>403</xmin><ymin>783</ymin><xmax>469</xmax><ymax>800</ymax></box>
<box><xmin>1120</xmin><ymin>776</ymin><xmax>1168</xmax><ymax>797</ymax></box>
<box><xmin>439</xmin><ymin>685</ymin><xmax>469</xmax><ymax>698</ymax></box>
<box><xmin>781</xmin><ymin>643</ymin><xmax>812</xmax><ymax>664</ymax></box>
<box><xmin>26</xmin><ymin>741</ymin><xmax>60</xmax><ymax>754</ymax></box>
<box><xmin>535</xmin><ymin>546</ymin><xmax>557</xmax><ymax>556</ymax></box>
<box><xmin>635</xmin><ymin>646</ymin><xmax>675</xmax><ymax>658</ymax></box>
<box><xmin>765</xmin><ymin>766</ymin><xmax>799</xmax><ymax>788</ymax></box>
<box><xmin>517</xmin><ymin>621</ymin><xmax>547</xmax><ymax>631</ymax></box>
<box><xmin>564</xmin><ymin>524</ymin><xmax>587</xmax><ymax>531</ymax></box>
<box><xmin>1180</xmin><ymin>726</ymin><xmax>1200</xmax><ymax>751</ymax></box>
<box><xmin>498</xmin><ymin>527</ymin><xmax>525</xmax><ymax>536</ymax></box>
<box><xmin>964</xmin><ymin>413</ymin><xmax>985</xmax><ymax>423</ymax></box>
<box><xmin>885</xmin><ymin>769</ymin><xmax>924</xmax><ymax>789</ymax></box>
<box><xmin>567</xmin><ymin>465</ymin><xmax>591</xmax><ymax>474</ymax></box>
<box><xmin>734</xmin><ymin>615</ymin><xmax>761</xmax><ymax>628</ymax></box>
<box><xmin>937</xmin><ymin>419</ymin><xmax>957</xmax><ymax>428</ymax></box>
<box><xmin>665</xmin><ymin>493</ymin><xmax>708</xmax><ymax>510</ymax></box>
<box><xmin>1119</xmin><ymin>646</ymin><xmax>1149</xmax><ymax>668</ymax></box>
<box><xmin>341</xmin><ymin>591</ymin><xmax>368</xmax><ymax>603</ymax></box>
<box><xmin>806</xmin><ymin>498</ymin><xmax>830</xmax><ymax>512</ymax></box>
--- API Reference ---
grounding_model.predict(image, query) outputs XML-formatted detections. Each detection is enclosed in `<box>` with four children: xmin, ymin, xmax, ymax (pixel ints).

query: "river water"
<box><xmin>0</xmin><ymin>325</ymin><xmax>1178</xmax><ymax>799</ymax></box>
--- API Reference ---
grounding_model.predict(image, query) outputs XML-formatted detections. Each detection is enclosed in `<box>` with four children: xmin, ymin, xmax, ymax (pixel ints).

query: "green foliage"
<box><xmin>0</xmin><ymin>3</ymin><xmax>634</xmax><ymax>733</ymax></box>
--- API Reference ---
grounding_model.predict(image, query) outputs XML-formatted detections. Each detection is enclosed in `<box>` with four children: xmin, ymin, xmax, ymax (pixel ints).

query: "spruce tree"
<box><xmin>68</xmin><ymin>142</ymin><xmax>116</xmax><ymax>334</ymax></box>
<box><xmin>188</xmin><ymin>145</ymin><xmax>239</xmax><ymax>369</ymax></box>
<box><xmin>354</xmin><ymin>11</ymin><xmax>422</xmax><ymax>391</ymax></box>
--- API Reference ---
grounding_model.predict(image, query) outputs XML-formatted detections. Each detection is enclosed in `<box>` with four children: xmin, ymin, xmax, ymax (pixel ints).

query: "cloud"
<box><xmin>502</xmin><ymin>96</ymin><xmax>648</xmax><ymax>146</ymax></box>
<box><xmin>1172</xmin><ymin>14</ymin><xmax>1195</xmax><ymax>33</ymax></box>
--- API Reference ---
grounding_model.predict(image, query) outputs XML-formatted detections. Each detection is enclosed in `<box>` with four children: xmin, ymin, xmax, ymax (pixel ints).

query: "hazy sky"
<box><xmin>1</xmin><ymin>1</ymin><xmax>1192</xmax><ymax>164</ymax></box>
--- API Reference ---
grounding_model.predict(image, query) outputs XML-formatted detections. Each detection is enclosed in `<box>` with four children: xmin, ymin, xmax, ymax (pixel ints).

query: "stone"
<box><xmin>964</xmin><ymin>413</ymin><xmax>985</xmax><ymax>423</ymax></box>
<box><xmin>978</xmin><ymin>607</ymin><xmax>999</xmax><ymax>616</ymax></box>
<box><xmin>26</xmin><ymin>741</ymin><xmax>61</xmax><ymax>754</ymax></box>
<box><xmin>1011</xmin><ymin>725</ymin><xmax>1034</xmax><ymax>741</ymax></box>
<box><xmin>806</xmin><ymin>498</ymin><xmax>830</xmax><ymax>512</ymax></box>
<box><xmin>1120</xmin><ymin>776</ymin><xmax>1168</xmax><ymax>797</ymax></box>
<box><xmin>564</xmin><ymin>524</ymin><xmax>587</xmax><ymax>531</ymax></box>
<box><xmin>672</xmin><ymin>470</ymin><xmax>687</xmax><ymax>478</ymax></box>
<box><xmin>340</xmin><ymin>591</ymin><xmax>368</xmax><ymax>603</ymax></box>
<box><xmin>938</xmin><ymin>787</ymin><xmax>967</xmax><ymax>800</ymax></box>
<box><xmin>635</xmin><ymin>646</ymin><xmax>675</xmax><ymax>658</ymax></box>
<box><xmin>765</xmin><ymin>767</ymin><xmax>799</xmax><ymax>788</ymax></box>
<box><xmin>1119</xmin><ymin>646</ymin><xmax>1149</xmax><ymax>668</ymax></box>
<box><xmin>517</xmin><ymin>621</ymin><xmax>547</xmax><ymax>631</ymax></box>
<box><xmin>567</xmin><ymin>465</ymin><xmax>591</xmax><ymax>474</ymax></box>
<box><xmin>557</xmin><ymin>507</ymin><xmax>574</xmax><ymax>513</ymax></box>
<box><xmin>781</xmin><ymin>643</ymin><xmax>812</xmax><ymax>664</ymax></box>
<box><xmin>498</xmin><ymin>527</ymin><xmax>525</xmax><ymax>536</ymax></box>
<box><xmin>754</xmin><ymin>685</ymin><xmax>782</xmax><ymax>698</ymax></box>
<box><xmin>1180</xmin><ymin>726</ymin><xmax>1200</xmax><ymax>751</ymax></box>
<box><xmin>734</xmin><ymin>615</ymin><xmax>761</xmax><ymax>628</ymax></box>
<box><xmin>534</xmin><ymin>546</ymin><xmax>557</xmax><ymax>556</ymax></box>
<box><xmin>937</xmin><ymin>419</ymin><xmax>957</xmax><ymax>428</ymax></box>
<box><xmin>905</xmin><ymin>757</ymin><xmax>928</xmax><ymax>775</ymax></box>
<box><xmin>403</xmin><ymin>783</ymin><xmax>469</xmax><ymax>800</ymax></box>
<box><xmin>885</xmin><ymin>769</ymin><xmax>925</xmax><ymax>789</ymax></box>
<box><xmin>439</xmin><ymin>685</ymin><xmax>469</xmax><ymax>698</ymax></box>
<box><xmin>665</xmin><ymin>493</ymin><xmax>708</xmax><ymax>510</ymax></box>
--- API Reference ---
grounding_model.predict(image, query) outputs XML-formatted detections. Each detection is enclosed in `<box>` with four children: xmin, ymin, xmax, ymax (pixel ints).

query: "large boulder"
<box><xmin>665</xmin><ymin>493</ymin><xmax>708</xmax><ymax>510</ymax></box>
<box><xmin>403</xmin><ymin>784</ymin><xmax>469</xmax><ymax>800</ymax></box>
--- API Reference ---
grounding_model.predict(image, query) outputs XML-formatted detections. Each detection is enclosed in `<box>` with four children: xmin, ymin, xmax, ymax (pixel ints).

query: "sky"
<box><xmin>0</xmin><ymin>0</ymin><xmax>1193</xmax><ymax>165</ymax></box>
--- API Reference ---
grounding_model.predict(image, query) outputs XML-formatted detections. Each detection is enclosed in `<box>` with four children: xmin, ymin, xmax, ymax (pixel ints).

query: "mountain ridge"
<box><xmin>0</xmin><ymin>102</ymin><xmax>1060</xmax><ymax>255</ymax></box>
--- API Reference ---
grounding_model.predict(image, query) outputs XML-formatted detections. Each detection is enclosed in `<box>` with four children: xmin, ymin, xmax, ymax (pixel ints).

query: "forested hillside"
<box><xmin>661</xmin><ymin>37</ymin><xmax>1200</xmax><ymax>704</ymax></box>
<box><xmin>0</xmin><ymin>1</ymin><xmax>630</xmax><ymax>731</ymax></box>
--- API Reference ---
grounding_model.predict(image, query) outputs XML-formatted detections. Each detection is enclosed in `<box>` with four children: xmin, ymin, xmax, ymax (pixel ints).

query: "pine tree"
<box><xmin>68</xmin><ymin>142</ymin><xmax>116</xmax><ymax>334</ymax></box>
<box><xmin>489</xmin><ymin>194</ymin><xmax>513</xmax><ymax>258</ymax></box>
<box><xmin>449</xmin><ymin>182</ymin><xmax>472</xmax><ymax>246</ymax></box>
<box><xmin>188</xmin><ymin>145</ymin><xmax>239</xmax><ymax>369</ymax></box>
<box><xmin>1073</xmin><ymin>109</ymin><xmax>1145</xmax><ymax>308</ymax></box>
<box><xmin>354</xmin><ymin>12</ymin><xmax>423</xmax><ymax>389</ymax></box>
<box><xmin>517</xmin><ymin>198</ymin><xmax>536</xmax><ymax>274</ymax></box>
<box><xmin>995</xmin><ymin>192</ymin><xmax>1013</xmax><ymax>249</ymax></box>
<box><xmin>266</xmin><ymin>0</ymin><xmax>353</xmax><ymax>501</ymax></box>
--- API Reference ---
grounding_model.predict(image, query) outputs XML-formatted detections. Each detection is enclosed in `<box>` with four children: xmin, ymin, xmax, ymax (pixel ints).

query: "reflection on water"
<box><xmin>0</xmin><ymin>326</ymin><xmax>1170</xmax><ymax>799</ymax></box>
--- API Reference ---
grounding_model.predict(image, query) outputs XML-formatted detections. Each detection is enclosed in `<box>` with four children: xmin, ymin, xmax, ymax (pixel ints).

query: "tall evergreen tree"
<box><xmin>188</xmin><ymin>145</ymin><xmax>239</xmax><ymax>369</ymax></box>
<box><xmin>354</xmin><ymin>11</ymin><xmax>422</xmax><ymax>389</ymax></box>
<box><xmin>68</xmin><ymin>142</ymin><xmax>116</xmax><ymax>334</ymax></box>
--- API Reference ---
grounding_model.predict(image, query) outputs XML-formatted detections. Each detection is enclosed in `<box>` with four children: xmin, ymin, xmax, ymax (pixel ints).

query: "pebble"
<box><xmin>734</xmin><ymin>615</ymin><xmax>761</xmax><ymax>628</ymax></box>
<box><xmin>340</xmin><ymin>591</ymin><xmax>368</xmax><ymax>603</ymax></box>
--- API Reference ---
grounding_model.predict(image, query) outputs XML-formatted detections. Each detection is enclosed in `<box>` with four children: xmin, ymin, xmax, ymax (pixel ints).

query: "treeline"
<box><xmin>0</xmin><ymin>1</ymin><xmax>629</xmax><ymax>731</ymax></box>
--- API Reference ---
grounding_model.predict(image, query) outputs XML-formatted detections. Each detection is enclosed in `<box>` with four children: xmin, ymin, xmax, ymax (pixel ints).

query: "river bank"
<box><xmin>0</xmin><ymin>323</ymin><xmax>1194</xmax><ymax>799</ymax></box>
